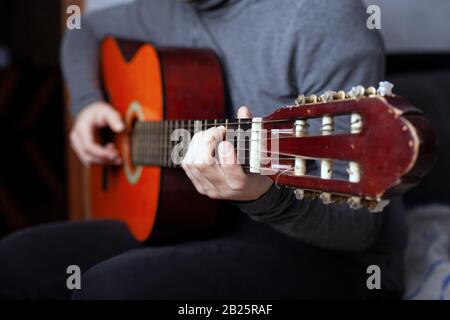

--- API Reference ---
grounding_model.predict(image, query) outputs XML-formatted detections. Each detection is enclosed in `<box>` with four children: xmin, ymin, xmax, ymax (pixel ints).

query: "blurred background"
<box><xmin>0</xmin><ymin>0</ymin><xmax>449</xmax><ymax>239</ymax></box>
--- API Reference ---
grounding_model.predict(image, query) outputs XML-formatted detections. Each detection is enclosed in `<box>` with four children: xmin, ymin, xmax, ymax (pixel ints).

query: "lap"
<box><xmin>0</xmin><ymin>216</ymin><xmax>369</xmax><ymax>300</ymax></box>
<box><xmin>0</xmin><ymin>220</ymin><xmax>142</xmax><ymax>299</ymax></box>
<box><xmin>74</xmin><ymin>231</ymin><xmax>369</xmax><ymax>300</ymax></box>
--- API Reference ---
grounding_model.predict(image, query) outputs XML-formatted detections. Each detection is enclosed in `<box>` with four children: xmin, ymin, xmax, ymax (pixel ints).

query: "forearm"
<box><xmin>61</xmin><ymin>1</ymin><xmax>158</xmax><ymax>117</ymax></box>
<box><xmin>61</xmin><ymin>19</ymin><xmax>103</xmax><ymax>117</ymax></box>
<box><xmin>235</xmin><ymin>185</ymin><xmax>383</xmax><ymax>253</ymax></box>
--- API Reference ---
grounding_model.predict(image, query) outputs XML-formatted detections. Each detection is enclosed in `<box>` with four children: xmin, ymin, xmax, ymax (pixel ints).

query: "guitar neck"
<box><xmin>131</xmin><ymin>118</ymin><xmax>255</xmax><ymax>171</ymax></box>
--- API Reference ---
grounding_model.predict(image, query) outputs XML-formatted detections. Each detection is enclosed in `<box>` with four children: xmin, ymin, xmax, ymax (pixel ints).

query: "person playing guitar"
<box><xmin>0</xmin><ymin>0</ymin><xmax>424</xmax><ymax>300</ymax></box>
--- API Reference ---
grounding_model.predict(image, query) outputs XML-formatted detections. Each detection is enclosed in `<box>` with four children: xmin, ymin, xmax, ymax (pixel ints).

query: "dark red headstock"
<box><xmin>260</xmin><ymin>85</ymin><xmax>438</xmax><ymax>211</ymax></box>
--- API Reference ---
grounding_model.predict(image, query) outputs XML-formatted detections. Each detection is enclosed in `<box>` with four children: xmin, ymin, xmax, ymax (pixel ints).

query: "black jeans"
<box><xmin>0</xmin><ymin>213</ymin><xmax>370</xmax><ymax>300</ymax></box>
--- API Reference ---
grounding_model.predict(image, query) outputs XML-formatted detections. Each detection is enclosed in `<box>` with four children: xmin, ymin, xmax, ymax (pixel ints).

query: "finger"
<box><xmin>184</xmin><ymin>167</ymin><xmax>206</xmax><ymax>194</ymax></box>
<box><xmin>187</xmin><ymin>130</ymin><xmax>224</xmax><ymax>196</ymax></box>
<box><xmin>218</xmin><ymin>141</ymin><xmax>247</xmax><ymax>191</ymax></box>
<box><xmin>98</xmin><ymin>108</ymin><xmax>124</xmax><ymax>133</ymax></box>
<box><xmin>71</xmin><ymin>132</ymin><xmax>95</xmax><ymax>167</ymax></box>
<box><xmin>199</xmin><ymin>127</ymin><xmax>225</xmax><ymax>166</ymax></box>
<box><xmin>190</xmin><ymin>131</ymin><xmax>221</xmax><ymax>191</ymax></box>
<box><xmin>193</xmin><ymin>128</ymin><xmax>227</xmax><ymax>186</ymax></box>
<box><xmin>237</xmin><ymin>106</ymin><xmax>252</xmax><ymax>119</ymax></box>
<box><xmin>106</xmin><ymin>143</ymin><xmax>123</xmax><ymax>165</ymax></box>
<box><xmin>77</xmin><ymin>123</ymin><xmax>118</xmax><ymax>161</ymax></box>
<box><xmin>182</xmin><ymin>133</ymin><xmax>206</xmax><ymax>194</ymax></box>
<box><xmin>75</xmin><ymin>130</ymin><xmax>108</xmax><ymax>164</ymax></box>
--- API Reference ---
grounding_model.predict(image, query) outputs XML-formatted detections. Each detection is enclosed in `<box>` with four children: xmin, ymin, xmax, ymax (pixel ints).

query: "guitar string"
<box><xmin>133</xmin><ymin>113</ymin><xmax>358</xmax><ymax>127</ymax></box>
<box><xmin>132</xmin><ymin>131</ymin><xmax>354</xmax><ymax>143</ymax></box>
<box><xmin>131</xmin><ymin>120</ymin><xmax>355</xmax><ymax>166</ymax></box>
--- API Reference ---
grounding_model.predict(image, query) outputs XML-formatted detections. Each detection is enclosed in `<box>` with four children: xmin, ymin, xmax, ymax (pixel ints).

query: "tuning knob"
<box><xmin>320</xmin><ymin>91</ymin><xmax>336</xmax><ymax>102</ymax></box>
<box><xmin>347</xmin><ymin>197</ymin><xmax>362</xmax><ymax>210</ymax></box>
<box><xmin>295</xmin><ymin>94</ymin><xmax>306</xmax><ymax>106</ymax></box>
<box><xmin>347</xmin><ymin>85</ymin><xmax>366</xmax><ymax>99</ymax></box>
<box><xmin>377</xmin><ymin>81</ymin><xmax>394</xmax><ymax>96</ymax></box>
<box><xmin>319</xmin><ymin>193</ymin><xmax>334</xmax><ymax>205</ymax></box>
<box><xmin>294</xmin><ymin>189</ymin><xmax>305</xmax><ymax>200</ymax></box>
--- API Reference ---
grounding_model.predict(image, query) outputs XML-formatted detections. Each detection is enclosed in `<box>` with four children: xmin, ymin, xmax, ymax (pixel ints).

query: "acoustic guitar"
<box><xmin>89</xmin><ymin>37</ymin><xmax>437</xmax><ymax>242</ymax></box>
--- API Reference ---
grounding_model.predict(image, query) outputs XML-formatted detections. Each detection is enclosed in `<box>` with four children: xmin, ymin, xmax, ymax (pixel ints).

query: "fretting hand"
<box><xmin>181</xmin><ymin>106</ymin><xmax>273</xmax><ymax>201</ymax></box>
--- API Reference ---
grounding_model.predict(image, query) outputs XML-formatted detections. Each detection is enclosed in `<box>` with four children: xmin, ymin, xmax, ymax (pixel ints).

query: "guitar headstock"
<box><xmin>259</xmin><ymin>82</ymin><xmax>438</xmax><ymax>212</ymax></box>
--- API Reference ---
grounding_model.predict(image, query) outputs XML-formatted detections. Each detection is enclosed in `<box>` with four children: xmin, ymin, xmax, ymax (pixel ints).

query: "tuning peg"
<box><xmin>347</xmin><ymin>85</ymin><xmax>366</xmax><ymax>99</ymax></box>
<box><xmin>335</xmin><ymin>90</ymin><xmax>346</xmax><ymax>100</ymax></box>
<box><xmin>295</xmin><ymin>94</ymin><xmax>306</xmax><ymax>106</ymax></box>
<box><xmin>294</xmin><ymin>189</ymin><xmax>305</xmax><ymax>200</ymax></box>
<box><xmin>320</xmin><ymin>91</ymin><xmax>336</xmax><ymax>102</ymax></box>
<box><xmin>305</xmin><ymin>94</ymin><xmax>318</xmax><ymax>104</ymax></box>
<box><xmin>347</xmin><ymin>197</ymin><xmax>362</xmax><ymax>210</ymax></box>
<box><xmin>367</xmin><ymin>200</ymin><xmax>390</xmax><ymax>213</ymax></box>
<box><xmin>320</xmin><ymin>193</ymin><xmax>334</xmax><ymax>205</ymax></box>
<box><xmin>365</xmin><ymin>87</ymin><xmax>377</xmax><ymax>96</ymax></box>
<box><xmin>377</xmin><ymin>81</ymin><xmax>394</xmax><ymax>96</ymax></box>
<box><xmin>294</xmin><ymin>189</ymin><xmax>320</xmax><ymax>201</ymax></box>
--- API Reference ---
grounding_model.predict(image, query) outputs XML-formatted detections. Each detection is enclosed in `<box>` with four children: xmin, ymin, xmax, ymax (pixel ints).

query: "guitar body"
<box><xmin>90</xmin><ymin>38</ymin><xmax>225</xmax><ymax>242</ymax></box>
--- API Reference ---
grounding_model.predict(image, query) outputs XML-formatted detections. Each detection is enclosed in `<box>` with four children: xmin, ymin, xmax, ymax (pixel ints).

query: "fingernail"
<box><xmin>218</xmin><ymin>142</ymin><xmax>226</xmax><ymax>155</ymax></box>
<box><xmin>115</xmin><ymin>122</ymin><xmax>125</xmax><ymax>131</ymax></box>
<box><xmin>219</xmin><ymin>142</ymin><xmax>233</xmax><ymax>157</ymax></box>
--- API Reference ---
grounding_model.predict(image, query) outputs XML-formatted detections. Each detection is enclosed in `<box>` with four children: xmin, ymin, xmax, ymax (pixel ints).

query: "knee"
<box><xmin>71</xmin><ymin>262</ymin><xmax>129</xmax><ymax>300</ymax></box>
<box><xmin>0</xmin><ymin>228</ymin><xmax>45</xmax><ymax>299</ymax></box>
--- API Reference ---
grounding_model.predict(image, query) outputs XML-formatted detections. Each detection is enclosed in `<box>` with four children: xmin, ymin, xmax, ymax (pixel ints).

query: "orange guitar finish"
<box><xmin>90</xmin><ymin>38</ymin><xmax>225</xmax><ymax>242</ymax></box>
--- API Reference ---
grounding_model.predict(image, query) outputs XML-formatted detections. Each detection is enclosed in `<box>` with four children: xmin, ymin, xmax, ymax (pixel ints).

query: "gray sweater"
<box><xmin>61</xmin><ymin>0</ymin><xmax>407</xmax><ymax>291</ymax></box>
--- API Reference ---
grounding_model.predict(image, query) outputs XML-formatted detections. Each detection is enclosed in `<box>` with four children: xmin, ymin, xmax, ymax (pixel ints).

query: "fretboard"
<box><xmin>131</xmin><ymin>119</ymin><xmax>254</xmax><ymax>170</ymax></box>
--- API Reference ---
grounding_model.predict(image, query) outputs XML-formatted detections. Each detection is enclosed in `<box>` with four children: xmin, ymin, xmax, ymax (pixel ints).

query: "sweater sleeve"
<box><xmin>61</xmin><ymin>0</ymin><xmax>187</xmax><ymax>117</ymax></box>
<box><xmin>234</xmin><ymin>0</ymin><xmax>386</xmax><ymax>253</ymax></box>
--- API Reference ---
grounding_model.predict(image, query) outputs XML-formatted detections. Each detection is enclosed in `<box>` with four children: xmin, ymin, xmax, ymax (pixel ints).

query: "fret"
<box><xmin>132</xmin><ymin>124</ymin><xmax>138</xmax><ymax>164</ymax></box>
<box><xmin>158</xmin><ymin>121</ymin><xmax>162</xmax><ymax>167</ymax></box>
<box><xmin>148</xmin><ymin>122</ymin><xmax>153</xmax><ymax>163</ymax></box>
<box><xmin>160</xmin><ymin>122</ymin><xmax>163</xmax><ymax>166</ymax></box>
<box><xmin>194</xmin><ymin>120</ymin><xmax>202</xmax><ymax>134</ymax></box>
<box><xmin>178</xmin><ymin>120</ymin><xmax>185</xmax><ymax>167</ymax></box>
<box><xmin>142</xmin><ymin>122</ymin><xmax>146</xmax><ymax>165</ymax></box>
<box><xmin>149</xmin><ymin>122</ymin><xmax>153</xmax><ymax>165</ymax></box>
<box><xmin>148</xmin><ymin>122</ymin><xmax>158</xmax><ymax>165</ymax></box>
<box><xmin>173</xmin><ymin>120</ymin><xmax>178</xmax><ymax>166</ymax></box>
<box><xmin>237</xmin><ymin>118</ymin><xmax>242</xmax><ymax>164</ymax></box>
<box><xmin>249</xmin><ymin>118</ymin><xmax>262</xmax><ymax>174</ymax></box>
<box><xmin>139</xmin><ymin>122</ymin><xmax>143</xmax><ymax>165</ymax></box>
<box><xmin>167</xmin><ymin>121</ymin><xmax>172</xmax><ymax>167</ymax></box>
<box><xmin>153</xmin><ymin>121</ymin><xmax>156</xmax><ymax>166</ymax></box>
<box><xmin>153</xmin><ymin>122</ymin><xmax>156</xmax><ymax>165</ymax></box>
<box><xmin>164</xmin><ymin>121</ymin><xmax>171</xmax><ymax>167</ymax></box>
<box><xmin>169</xmin><ymin>121</ymin><xmax>173</xmax><ymax>167</ymax></box>
<box><xmin>161</xmin><ymin>121</ymin><xmax>166</xmax><ymax>167</ymax></box>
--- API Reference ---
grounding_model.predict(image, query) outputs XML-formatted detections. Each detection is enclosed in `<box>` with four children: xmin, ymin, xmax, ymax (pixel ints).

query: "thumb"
<box><xmin>104</xmin><ymin>109</ymin><xmax>125</xmax><ymax>133</ymax></box>
<box><xmin>218</xmin><ymin>141</ymin><xmax>247</xmax><ymax>190</ymax></box>
<box><xmin>237</xmin><ymin>106</ymin><xmax>252</xmax><ymax>119</ymax></box>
